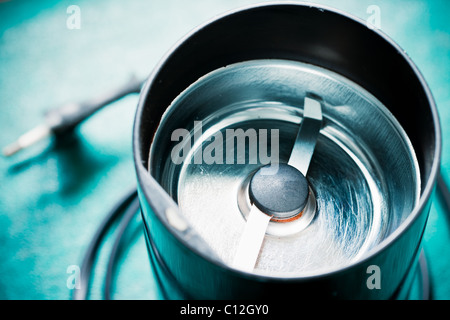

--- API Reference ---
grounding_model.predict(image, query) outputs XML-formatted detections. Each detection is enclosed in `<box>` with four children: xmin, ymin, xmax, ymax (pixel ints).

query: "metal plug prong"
<box><xmin>2</xmin><ymin>125</ymin><xmax>51</xmax><ymax>157</ymax></box>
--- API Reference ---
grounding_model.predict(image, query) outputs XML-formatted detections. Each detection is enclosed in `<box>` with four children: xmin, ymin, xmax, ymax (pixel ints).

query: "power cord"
<box><xmin>72</xmin><ymin>187</ymin><xmax>138</xmax><ymax>300</ymax></box>
<box><xmin>104</xmin><ymin>195</ymin><xmax>141</xmax><ymax>300</ymax></box>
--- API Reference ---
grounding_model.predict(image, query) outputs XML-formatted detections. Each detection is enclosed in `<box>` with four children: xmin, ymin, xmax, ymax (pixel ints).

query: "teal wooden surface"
<box><xmin>0</xmin><ymin>0</ymin><xmax>449</xmax><ymax>300</ymax></box>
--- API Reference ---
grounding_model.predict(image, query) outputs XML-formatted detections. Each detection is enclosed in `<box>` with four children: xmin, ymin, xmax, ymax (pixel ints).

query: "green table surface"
<box><xmin>0</xmin><ymin>0</ymin><xmax>449</xmax><ymax>300</ymax></box>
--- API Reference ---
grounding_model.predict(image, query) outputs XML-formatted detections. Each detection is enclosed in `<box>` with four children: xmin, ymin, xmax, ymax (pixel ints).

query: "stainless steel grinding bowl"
<box><xmin>133</xmin><ymin>3</ymin><xmax>441</xmax><ymax>299</ymax></box>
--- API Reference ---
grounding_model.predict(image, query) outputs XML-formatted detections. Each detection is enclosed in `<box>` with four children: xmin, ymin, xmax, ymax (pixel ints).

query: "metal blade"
<box><xmin>232</xmin><ymin>205</ymin><xmax>272</xmax><ymax>272</ymax></box>
<box><xmin>288</xmin><ymin>97</ymin><xmax>323</xmax><ymax>176</ymax></box>
<box><xmin>233</xmin><ymin>97</ymin><xmax>323</xmax><ymax>273</ymax></box>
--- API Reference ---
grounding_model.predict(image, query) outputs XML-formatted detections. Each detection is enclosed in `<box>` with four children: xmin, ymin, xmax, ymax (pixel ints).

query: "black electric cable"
<box><xmin>72</xmin><ymin>187</ymin><xmax>138</xmax><ymax>300</ymax></box>
<box><xmin>102</xmin><ymin>197</ymin><xmax>190</xmax><ymax>300</ymax></box>
<box><xmin>2</xmin><ymin>76</ymin><xmax>143</xmax><ymax>157</ymax></box>
<box><xmin>104</xmin><ymin>196</ymin><xmax>141</xmax><ymax>300</ymax></box>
